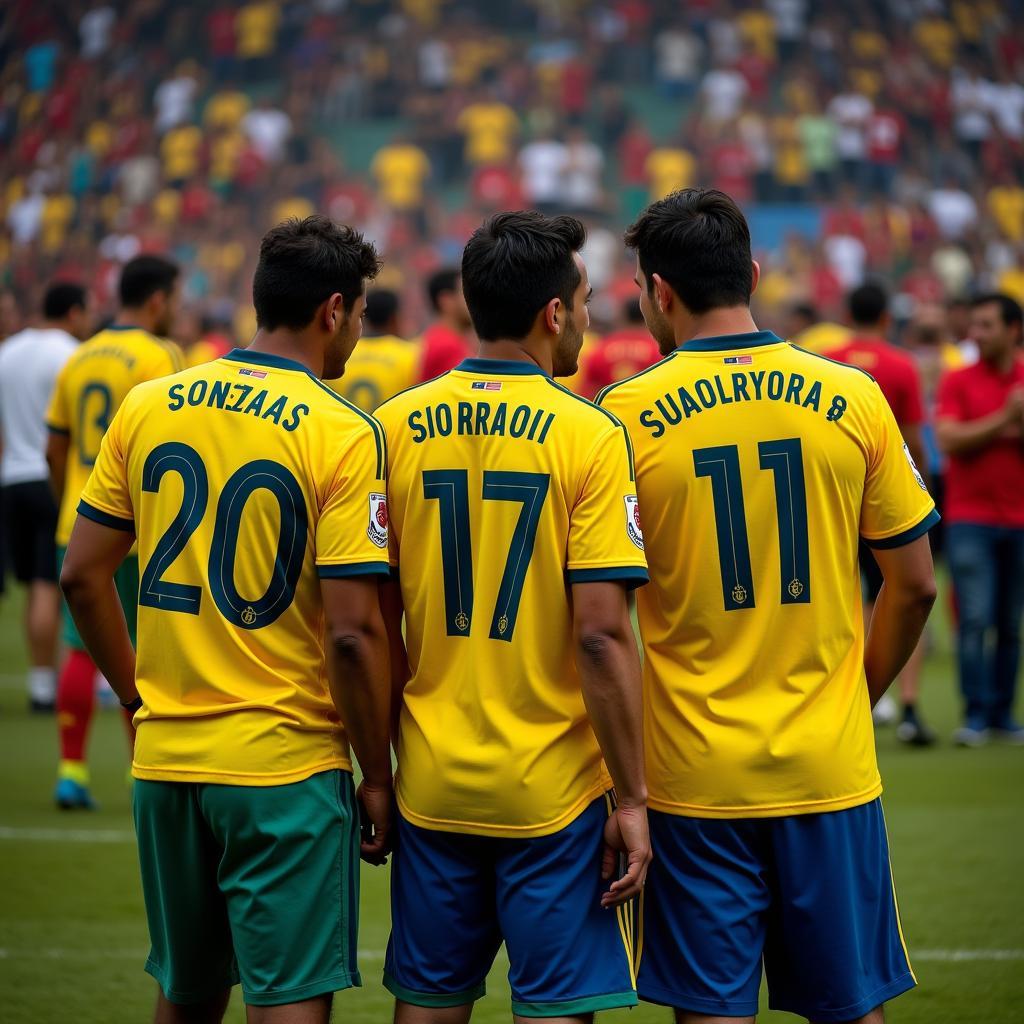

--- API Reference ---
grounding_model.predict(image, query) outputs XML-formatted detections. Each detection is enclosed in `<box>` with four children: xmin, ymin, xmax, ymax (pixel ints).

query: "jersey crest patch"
<box><xmin>367</xmin><ymin>492</ymin><xmax>389</xmax><ymax>547</ymax></box>
<box><xmin>624</xmin><ymin>494</ymin><xmax>644</xmax><ymax>550</ymax></box>
<box><xmin>902</xmin><ymin>443</ymin><xmax>928</xmax><ymax>491</ymax></box>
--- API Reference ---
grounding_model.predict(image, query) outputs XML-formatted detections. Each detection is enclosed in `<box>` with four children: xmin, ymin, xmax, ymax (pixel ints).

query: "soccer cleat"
<box><xmin>896</xmin><ymin>714</ymin><xmax>936</xmax><ymax>747</ymax></box>
<box><xmin>54</xmin><ymin>776</ymin><xmax>98</xmax><ymax>810</ymax></box>
<box><xmin>990</xmin><ymin>723</ymin><xmax>1024</xmax><ymax>746</ymax></box>
<box><xmin>872</xmin><ymin>694</ymin><xmax>898</xmax><ymax>727</ymax></box>
<box><xmin>952</xmin><ymin>726</ymin><xmax>991</xmax><ymax>748</ymax></box>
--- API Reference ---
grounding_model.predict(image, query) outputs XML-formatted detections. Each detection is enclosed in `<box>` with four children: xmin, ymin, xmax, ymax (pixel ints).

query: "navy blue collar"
<box><xmin>104</xmin><ymin>323</ymin><xmax>142</xmax><ymax>332</ymax></box>
<box><xmin>455</xmin><ymin>357</ymin><xmax>550</xmax><ymax>377</ymax></box>
<box><xmin>678</xmin><ymin>330</ymin><xmax>784</xmax><ymax>353</ymax></box>
<box><xmin>222</xmin><ymin>348</ymin><xmax>315</xmax><ymax>375</ymax></box>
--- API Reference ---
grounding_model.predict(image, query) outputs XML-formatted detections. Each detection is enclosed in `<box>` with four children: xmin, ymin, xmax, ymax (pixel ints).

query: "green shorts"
<box><xmin>56</xmin><ymin>546</ymin><xmax>138</xmax><ymax>650</ymax></box>
<box><xmin>132</xmin><ymin>769</ymin><xmax>361</xmax><ymax>1006</ymax></box>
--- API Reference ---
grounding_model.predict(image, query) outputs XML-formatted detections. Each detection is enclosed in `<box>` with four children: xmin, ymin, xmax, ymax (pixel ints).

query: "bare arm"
<box><xmin>572</xmin><ymin>580</ymin><xmax>651</xmax><ymax>907</ymax></box>
<box><xmin>864</xmin><ymin>534</ymin><xmax>937</xmax><ymax>706</ymax></box>
<box><xmin>321</xmin><ymin>576</ymin><xmax>393</xmax><ymax>863</ymax></box>
<box><xmin>936</xmin><ymin>388</ymin><xmax>1023</xmax><ymax>456</ymax></box>
<box><xmin>46</xmin><ymin>431</ymin><xmax>70</xmax><ymax>505</ymax></box>
<box><xmin>60</xmin><ymin>516</ymin><xmax>138</xmax><ymax>703</ymax></box>
<box><xmin>379</xmin><ymin>577</ymin><xmax>410</xmax><ymax>745</ymax></box>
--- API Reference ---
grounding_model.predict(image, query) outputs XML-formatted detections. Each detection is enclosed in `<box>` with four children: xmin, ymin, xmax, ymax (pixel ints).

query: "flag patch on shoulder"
<box><xmin>724</xmin><ymin>355</ymin><xmax>753</xmax><ymax>365</ymax></box>
<box><xmin>471</xmin><ymin>380</ymin><xmax>502</xmax><ymax>391</ymax></box>
<box><xmin>238</xmin><ymin>367</ymin><xmax>268</xmax><ymax>378</ymax></box>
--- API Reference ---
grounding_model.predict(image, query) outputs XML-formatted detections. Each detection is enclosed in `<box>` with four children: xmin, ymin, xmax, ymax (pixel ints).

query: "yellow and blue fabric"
<box><xmin>375</xmin><ymin>356</ymin><xmax>648</xmax><ymax>839</ymax></box>
<box><xmin>598</xmin><ymin>331</ymin><xmax>938</xmax><ymax>819</ymax></box>
<box><xmin>133</xmin><ymin>769</ymin><xmax>362</xmax><ymax>1006</ymax></box>
<box><xmin>637</xmin><ymin>799</ymin><xmax>916</xmax><ymax>1019</ymax></box>
<box><xmin>325</xmin><ymin>334</ymin><xmax>423</xmax><ymax>412</ymax></box>
<box><xmin>77</xmin><ymin>348</ymin><xmax>390</xmax><ymax>786</ymax></box>
<box><xmin>383</xmin><ymin>795</ymin><xmax>638</xmax><ymax>1016</ymax></box>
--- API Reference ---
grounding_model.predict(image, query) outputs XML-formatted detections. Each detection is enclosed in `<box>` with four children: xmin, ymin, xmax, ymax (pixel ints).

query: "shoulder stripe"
<box><xmin>374</xmin><ymin>370</ymin><xmax>453</xmax><ymax>413</ymax></box>
<box><xmin>544</xmin><ymin>378</ymin><xmax>635</xmax><ymax>482</ymax></box>
<box><xmin>307</xmin><ymin>376</ymin><xmax>386</xmax><ymax>480</ymax></box>
<box><xmin>595</xmin><ymin>351</ymin><xmax>678</xmax><ymax>405</ymax></box>
<box><xmin>155</xmin><ymin>339</ymin><xmax>185</xmax><ymax>372</ymax></box>
<box><xmin>791</xmin><ymin>344</ymin><xmax>877</xmax><ymax>383</ymax></box>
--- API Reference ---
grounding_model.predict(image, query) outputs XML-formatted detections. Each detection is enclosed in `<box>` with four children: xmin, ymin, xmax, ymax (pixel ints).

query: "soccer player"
<box><xmin>46</xmin><ymin>255</ymin><xmax>184</xmax><ymax>809</ymax></box>
<box><xmin>59</xmin><ymin>216</ymin><xmax>393</xmax><ymax>1023</ymax></box>
<box><xmin>326</xmin><ymin>287</ymin><xmax>422</xmax><ymax>410</ymax></box>
<box><xmin>375</xmin><ymin>211</ymin><xmax>651</xmax><ymax>1023</ymax></box>
<box><xmin>599</xmin><ymin>189</ymin><xmax>938</xmax><ymax>1024</ymax></box>
<box><xmin>418</xmin><ymin>267</ymin><xmax>475</xmax><ymax>380</ymax></box>
<box><xmin>825</xmin><ymin>283</ymin><xmax>934</xmax><ymax>743</ymax></box>
<box><xmin>0</xmin><ymin>283</ymin><xmax>89</xmax><ymax>712</ymax></box>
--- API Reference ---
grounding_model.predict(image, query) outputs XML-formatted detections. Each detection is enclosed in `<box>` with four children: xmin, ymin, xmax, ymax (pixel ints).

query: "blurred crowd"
<box><xmin>3</xmin><ymin>0</ymin><xmax>1024</xmax><ymax>345</ymax></box>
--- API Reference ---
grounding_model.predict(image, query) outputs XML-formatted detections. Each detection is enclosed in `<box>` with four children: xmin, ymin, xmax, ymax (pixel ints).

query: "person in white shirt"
<box><xmin>828</xmin><ymin>85</ymin><xmax>873</xmax><ymax>189</ymax></box>
<box><xmin>153</xmin><ymin>66</ymin><xmax>199</xmax><ymax>135</ymax></box>
<box><xmin>518</xmin><ymin>132</ymin><xmax>569</xmax><ymax>211</ymax></box>
<box><xmin>700</xmin><ymin>63</ymin><xmax>749</xmax><ymax>123</ymax></box>
<box><xmin>0</xmin><ymin>283</ymin><xmax>89</xmax><ymax>711</ymax></box>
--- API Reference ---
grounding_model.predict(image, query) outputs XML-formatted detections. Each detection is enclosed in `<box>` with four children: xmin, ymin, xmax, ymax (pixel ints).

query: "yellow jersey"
<box><xmin>599</xmin><ymin>331</ymin><xmax>938</xmax><ymax>819</ymax></box>
<box><xmin>77</xmin><ymin>349</ymin><xmax>391</xmax><ymax>786</ymax></box>
<box><xmin>376</xmin><ymin>357</ymin><xmax>649</xmax><ymax>837</ymax></box>
<box><xmin>47</xmin><ymin>326</ymin><xmax>184</xmax><ymax>547</ymax></box>
<box><xmin>325</xmin><ymin>335</ymin><xmax>423</xmax><ymax>412</ymax></box>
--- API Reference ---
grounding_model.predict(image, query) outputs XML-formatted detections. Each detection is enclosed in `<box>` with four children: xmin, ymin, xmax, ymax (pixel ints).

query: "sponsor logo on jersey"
<box><xmin>471</xmin><ymin>380</ymin><xmax>502</xmax><ymax>391</ymax></box>
<box><xmin>624</xmin><ymin>494</ymin><xmax>644</xmax><ymax>550</ymax></box>
<box><xmin>723</xmin><ymin>355</ymin><xmax>753</xmax><ymax>364</ymax></box>
<box><xmin>238</xmin><ymin>367</ymin><xmax>268</xmax><ymax>379</ymax></box>
<box><xmin>367</xmin><ymin>492</ymin><xmax>389</xmax><ymax>547</ymax></box>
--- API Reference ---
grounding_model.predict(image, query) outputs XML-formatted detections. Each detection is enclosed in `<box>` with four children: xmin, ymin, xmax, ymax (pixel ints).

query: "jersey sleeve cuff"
<box><xmin>77</xmin><ymin>499</ymin><xmax>135</xmax><ymax>532</ymax></box>
<box><xmin>863</xmin><ymin>508</ymin><xmax>941</xmax><ymax>550</ymax></box>
<box><xmin>567</xmin><ymin>566</ymin><xmax>649</xmax><ymax>590</ymax></box>
<box><xmin>46</xmin><ymin>422</ymin><xmax>70</xmax><ymax>436</ymax></box>
<box><xmin>317</xmin><ymin>561</ymin><xmax>392</xmax><ymax>579</ymax></box>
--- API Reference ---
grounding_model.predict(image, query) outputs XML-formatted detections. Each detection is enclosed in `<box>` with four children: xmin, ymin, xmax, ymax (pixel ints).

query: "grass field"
<box><xmin>1</xmin><ymin>585</ymin><xmax>1022</xmax><ymax>1023</ymax></box>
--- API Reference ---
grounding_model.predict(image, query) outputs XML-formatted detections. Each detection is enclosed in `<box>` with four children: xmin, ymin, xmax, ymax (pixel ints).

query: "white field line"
<box><xmin>0</xmin><ymin>947</ymin><xmax>1018</xmax><ymax>963</ymax></box>
<box><xmin>0</xmin><ymin>826</ymin><xmax>134</xmax><ymax>843</ymax></box>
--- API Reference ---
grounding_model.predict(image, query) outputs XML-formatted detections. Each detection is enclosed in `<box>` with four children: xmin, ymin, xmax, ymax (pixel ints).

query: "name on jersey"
<box><xmin>639</xmin><ymin>371</ymin><xmax>848</xmax><ymax>438</ymax></box>
<box><xmin>408</xmin><ymin>402</ymin><xmax>556</xmax><ymax>445</ymax></box>
<box><xmin>166</xmin><ymin>379</ymin><xmax>310</xmax><ymax>432</ymax></box>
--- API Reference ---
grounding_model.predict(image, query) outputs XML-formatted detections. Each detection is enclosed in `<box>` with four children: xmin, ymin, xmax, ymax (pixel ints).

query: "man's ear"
<box><xmin>652</xmin><ymin>273</ymin><xmax>672</xmax><ymax>316</ymax></box>
<box><xmin>750</xmin><ymin>260</ymin><xmax>761</xmax><ymax>296</ymax></box>
<box><xmin>544</xmin><ymin>297</ymin><xmax>562</xmax><ymax>335</ymax></box>
<box><xmin>325</xmin><ymin>292</ymin><xmax>345</xmax><ymax>333</ymax></box>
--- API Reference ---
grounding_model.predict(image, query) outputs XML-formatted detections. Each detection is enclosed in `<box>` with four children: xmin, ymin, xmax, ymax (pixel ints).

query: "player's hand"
<box><xmin>600</xmin><ymin>802</ymin><xmax>652</xmax><ymax>908</ymax></box>
<box><xmin>1004</xmin><ymin>386</ymin><xmax>1024</xmax><ymax>423</ymax></box>
<box><xmin>356</xmin><ymin>779</ymin><xmax>393</xmax><ymax>866</ymax></box>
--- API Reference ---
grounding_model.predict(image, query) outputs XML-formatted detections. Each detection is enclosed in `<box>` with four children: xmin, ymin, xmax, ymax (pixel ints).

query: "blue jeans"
<box><xmin>946</xmin><ymin>523</ymin><xmax>1024</xmax><ymax>729</ymax></box>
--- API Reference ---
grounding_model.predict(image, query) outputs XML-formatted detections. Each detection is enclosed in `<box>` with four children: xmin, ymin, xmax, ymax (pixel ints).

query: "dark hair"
<box><xmin>461</xmin><ymin>211</ymin><xmax>586</xmax><ymax>342</ymax></box>
<box><xmin>848</xmin><ymin>282</ymin><xmax>888</xmax><ymax>327</ymax></box>
<box><xmin>253</xmin><ymin>216</ymin><xmax>381</xmax><ymax>331</ymax></box>
<box><xmin>972</xmin><ymin>292</ymin><xmax>1024</xmax><ymax>333</ymax></box>
<box><xmin>426</xmin><ymin>268</ymin><xmax>460</xmax><ymax>313</ymax></box>
<box><xmin>624</xmin><ymin>189</ymin><xmax>752</xmax><ymax>314</ymax></box>
<box><xmin>365</xmin><ymin>288</ymin><xmax>400</xmax><ymax>331</ymax></box>
<box><xmin>43</xmin><ymin>282</ymin><xmax>87</xmax><ymax>320</ymax></box>
<box><xmin>119</xmin><ymin>255</ymin><xmax>179</xmax><ymax>309</ymax></box>
<box><xmin>623</xmin><ymin>297</ymin><xmax>645</xmax><ymax>324</ymax></box>
<box><xmin>790</xmin><ymin>301</ymin><xmax>819</xmax><ymax>324</ymax></box>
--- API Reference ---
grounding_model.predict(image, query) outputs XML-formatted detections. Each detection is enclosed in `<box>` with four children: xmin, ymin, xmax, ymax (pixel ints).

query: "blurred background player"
<box><xmin>58</xmin><ymin>215</ymin><xmax>393</xmax><ymax>1022</ymax></box>
<box><xmin>326</xmin><ymin>288</ymin><xmax>422</xmax><ymax>411</ymax></box>
<box><xmin>417</xmin><ymin>267</ymin><xmax>475</xmax><ymax>381</ymax></box>
<box><xmin>376</xmin><ymin>211</ymin><xmax>651</xmax><ymax>1022</ymax></box>
<box><xmin>826</xmin><ymin>282</ymin><xmax>935</xmax><ymax>743</ymax></box>
<box><xmin>45</xmin><ymin>256</ymin><xmax>183</xmax><ymax>809</ymax></box>
<box><xmin>0</xmin><ymin>283</ymin><xmax>89</xmax><ymax>712</ymax></box>
<box><xmin>578</xmin><ymin>296</ymin><xmax>661</xmax><ymax>399</ymax></box>
<box><xmin>936</xmin><ymin>293</ymin><xmax>1024</xmax><ymax>747</ymax></box>
<box><xmin>601</xmin><ymin>189</ymin><xmax>937</xmax><ymax>1023</ymax></box>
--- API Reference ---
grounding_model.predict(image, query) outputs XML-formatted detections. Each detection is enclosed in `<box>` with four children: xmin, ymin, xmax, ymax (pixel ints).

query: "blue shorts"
<box><xmin>384</xmin><ymin>795</ymin><xmax>638</xmax><ymax>1018</ymax></box>
<box><xmin>639</xmin><ymin>798</ymin><xmax>916</xmax><ymax>1022</ymax></box>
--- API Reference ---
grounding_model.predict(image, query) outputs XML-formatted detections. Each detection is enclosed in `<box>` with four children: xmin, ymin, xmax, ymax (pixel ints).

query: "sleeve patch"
<box><xmin>624</xmin><ymin>494</ymin><xmax>644</xmax><ymax>550</ymax></box>
<box><xmin>367</xmin><ymin>492</ymin><xmax>389</xmax><ymax>548</ymax></box>
<box><xmin>903</xmin><ymin>442</ymin><xmax>928</xmax><ymax>491</ymax></box>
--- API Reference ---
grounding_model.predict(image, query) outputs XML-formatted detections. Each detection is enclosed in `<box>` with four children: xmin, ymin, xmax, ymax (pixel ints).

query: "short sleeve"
<box><xmin>935</xmin><ymin>368</ymin><xmax>966</xmax><ymax>423</ymax></box>
<box><xmin>45</xmin><ymin>360</ymin><xmax>72</xmax><ymax>434</ymax></box>
<box><xmin>861</xmin><ymin>385</ymin><xmax>939</xmax><ymax>549</ymax></box>
<box><xmin>78</xmin><ymin>404</ymin><xmax>134</xmax><ymax>531</ymax></box>
<box><xmin>316</xmin><ymin>421</ymin><xmax>391</xmax><ymax>579</ymax></box>
<box><xmin>566</xmin><ymin>421</ymin><xmax>649</xmax><ymax>588</ymax></box>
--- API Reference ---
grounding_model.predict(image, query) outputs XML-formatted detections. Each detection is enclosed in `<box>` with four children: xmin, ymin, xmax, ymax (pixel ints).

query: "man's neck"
<box><xmin>987</xmin><ymin>348</ymin><xmax>1019</xmax><ymax>376</ymax></box>
<box><xmin>852</xmin><ymin>327</ymin><xmax>888</xmax><ymax>343</ymax></box>
<box><xmin>475</xmin><ymin>339</ymin><xmax>551</xmax><ymax>375</ymax></box>
<box><xmin>677</xmin><ymin>306</ymin><xmax>759</xmax><ymax>347</ymax></box>
<box><xmin>247</xmin><ymin>329</ymin><xmax>322</xmax><ymax>377</ymax></box>
<box><xmin>113</xmin><ymin>311</ymin><xmax>148</xmax><ymax>332</ymax></box>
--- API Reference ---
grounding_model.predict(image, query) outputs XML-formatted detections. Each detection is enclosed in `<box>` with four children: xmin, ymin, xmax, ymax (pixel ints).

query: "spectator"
<box><xmin>828</xmin><ymin>79</ymin><xmax>873</xmax><ymax>189</ymax></box>
<box><xmin>419</xmin><ymin>267</ymin><xmax>474</xmax><ymax>381</ymax></box>
<box><xmin>936</xmin><ymin>293</ymin><xmax>1024</xmax><ymax>746</ymax></box>
<box><xmin>79</xmin><ymin>4</ymin><xmax>116</xmax><ymax>61</ymax></box>
<box><xmin>700</xmin><ymin>60</ymin><xmax>749</xmax><ymax>124</ymax></box>
<box><xmin>241</xmin><ymin>97</ymin><xmax>292</xmax><ymax>164</ymax></box>
<box><xmin>951</xmin><ymin>61</ymin><xmax>995</xmax><ymax>165</ymax></box>
<box><xmin>654</xmin><ymin>21</ymin><xmax>703</xmax><ymax>99</ymax></box>
<box><xmin>236</xmin><ymin>0</ymin><xmax>280</xmax><ymax>79</ymax></box>
<box><xmin>563</xmin><ymin>125</ymin><xmax>604</xmax><ymax>215</ymax></box>
<box><xmin>456</xmin><ymin>92</ymin><xmax>519</xmax><ymax>169</ymax></box>
<box><xmin>799</xmin><ymin>97</ymin><xmax>838</xmax><ymax>197</ymax></box>
<box><xmin>518</xmin><ymin>130</ymin><xmax>568</xmax><ymax>212</ymax></box>
<box><xmin>370</xmin><ymin>136</ymin><xmax>431</xmax><ymax>215</ymax></box>
<box><xmin>153</xmin><ymin>63</ymin><xmax>199</xmax><ymax>136</ymax></box>
<box><xmin>928</xmin><ymin>178</ymin><xmax>979</xmax><ymax>240</ymax></box>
